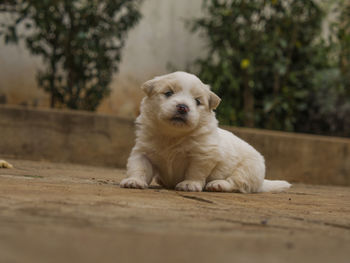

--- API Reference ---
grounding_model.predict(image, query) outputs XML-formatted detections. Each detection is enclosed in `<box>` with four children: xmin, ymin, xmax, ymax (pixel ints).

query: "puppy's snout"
<box><xmin>176</xmin><ymin>104</ymin><xmax>189</xmax><ymax>115</ymax></box>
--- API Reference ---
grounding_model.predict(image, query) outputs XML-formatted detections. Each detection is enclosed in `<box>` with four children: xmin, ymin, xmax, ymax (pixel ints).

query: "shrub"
<box><xmin>190</xmin><ymin>0</ymin><xmax>346</xmax><ymax>135</ymax></box>
<box><xmin>0</xmin><ymin>0</ymin><xmax>142</xmax><ymax>110</ymax></box>
<box><xmin>300</xmin><ymin>1</ymin><xmax>350</xmax><ymax>137</ymax></box>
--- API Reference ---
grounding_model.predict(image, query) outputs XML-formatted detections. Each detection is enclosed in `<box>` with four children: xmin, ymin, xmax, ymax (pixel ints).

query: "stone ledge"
<box><xmin>0</xmin><ymin>105</ymin><xmax>349</xmax><ymax>185</ymax></box>
<box><xmin>0</xmin><ymin>105</ymin><xmax>135</xmax><ymax>167</ymax></box>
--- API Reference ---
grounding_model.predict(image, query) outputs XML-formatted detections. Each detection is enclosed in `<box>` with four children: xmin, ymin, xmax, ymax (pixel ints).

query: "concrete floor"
<box><xmin>0</xmin><ymin>159</ymin><xmax>349</xmax><ymax>263</ymax></box>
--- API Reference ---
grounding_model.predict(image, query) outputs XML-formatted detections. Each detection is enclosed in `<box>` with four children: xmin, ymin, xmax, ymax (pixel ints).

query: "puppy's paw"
<box><xmin>120</xmin><ymin>177</ymin><xmax>148</xmax><ymax>189</ymax></box>
<box><xmin>175</xmin><ymin>180</ymin><xmax>203</xmax><ymax>192</ymax></box>
<box><xmin>205</xmin><ymin>180</ymin><xmax>232</xmax><ymax>192</ymax></box>
<box><xmin>0</xmin><ymin>160</ymin><xmax>13</xmax><ymax>168</ymax></box>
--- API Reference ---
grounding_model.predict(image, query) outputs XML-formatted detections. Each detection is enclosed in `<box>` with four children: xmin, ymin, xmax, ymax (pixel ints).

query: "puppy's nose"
<box><xmin>176</xmin><ymin>104</ymin><xmax>189</xmax><ymax>114</ymax></box>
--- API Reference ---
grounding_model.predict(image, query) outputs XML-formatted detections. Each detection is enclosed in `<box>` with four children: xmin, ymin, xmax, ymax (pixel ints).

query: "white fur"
<box><xmin>0</xmin><ymin>160</ymin><xmax>13</xmax><ymax>168</ymax></box>
<box><xmin>120</xmin><ymin>72</ymin><xmax>291</xmax><ymax>193</ymax></box>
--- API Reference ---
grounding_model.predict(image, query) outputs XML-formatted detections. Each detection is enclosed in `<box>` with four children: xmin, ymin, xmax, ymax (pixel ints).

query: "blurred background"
<box><xmin>0</xmin><ymin>0</ymin><xmax>349</xmax><ymax>137</ymax></box>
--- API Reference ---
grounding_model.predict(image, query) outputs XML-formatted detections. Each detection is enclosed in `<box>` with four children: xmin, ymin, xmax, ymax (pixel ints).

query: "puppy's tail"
<box><xmin>260</xmin><ymin>179</ymin><xmax>291</xmax><ymax>193</ymax></box>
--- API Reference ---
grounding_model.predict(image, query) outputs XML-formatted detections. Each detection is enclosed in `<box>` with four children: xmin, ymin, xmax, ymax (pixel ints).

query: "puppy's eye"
<box><xmin>195</xmin><ymin>98</ymin><xmax>201</xmax><ymax>106</ymax></box>
<box><xmin>164</xmin><ymin>91</ymin><xmax>174</xmax><ymax>98</ymax></box>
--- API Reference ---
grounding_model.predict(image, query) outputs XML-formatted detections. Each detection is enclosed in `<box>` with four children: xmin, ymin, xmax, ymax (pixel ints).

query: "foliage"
<box><xmin>0</xmin><ymin>0</ymin><xmax>142</xmax><ymax>110</ymax></box>
<box><xmin>302</xmin><ymin>0</ymin><xmax>350</xmax><ymax>137</ymax></box>
<box><xmin>301</xmin><ymin>68</ymin><xmax>350</xmax><ymax>136</ymax></box>
<box><xmin>337</xmin><ymin>1</ymin><xmax>350</xmax><ymax>88</ymax></box>
<box><xmin>191</xmin><ymin>0</ymin><xmax>349</xmax><ymax>136</ymax></box>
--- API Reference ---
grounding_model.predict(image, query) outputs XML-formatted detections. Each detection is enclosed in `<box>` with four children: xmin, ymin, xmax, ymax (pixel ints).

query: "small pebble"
<box><xmin>286</xmin><ymin>242</ymin><xmax>294</xmax><ymax>249</ymax></box>
<box><xmin>261</xmin><ymin>219</ymin><xmax>268</xmax><ymax>225</ymax></box>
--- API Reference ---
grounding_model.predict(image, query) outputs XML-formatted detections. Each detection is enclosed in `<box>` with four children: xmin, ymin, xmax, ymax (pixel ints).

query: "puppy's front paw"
<box><xmin>205</xmin><ymin>180</ymin><xmax>232</xmax><ymax>192</ymax></box>
<box><xmin>175</xmin><ymin>180</ymin><xmax>203</xmax><ymax>192</ymax></box>
<box><xmin>120</xmin><ymin>177</ymin><xmax>148</xmax><ymax>189</ymax></box>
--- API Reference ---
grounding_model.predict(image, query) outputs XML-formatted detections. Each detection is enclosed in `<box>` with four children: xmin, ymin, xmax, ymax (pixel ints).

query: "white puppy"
<box><xmin>120</xmin><ymin>72</ymin><xmax>291</xmax><ymax>193</ymax></box>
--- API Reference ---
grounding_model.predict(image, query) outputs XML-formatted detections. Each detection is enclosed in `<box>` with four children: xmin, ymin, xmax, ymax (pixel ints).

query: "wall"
<box><xmin>1</xmin><ymin>105</ymin><xmax>349</xmax><ymax>186</ymax></box>
<box><xmin>0</xmin><ymin>105</ymin><xmax>135</xmax><ymax>168</ymax></box>
<box><xmin>225</xmin><ymin>126</ymin><xmax>350</xmax><ymax>186</ymax></box>
<box><xmin>0</xmin><ymin>0</ymin><xmax>205</xmax><ymax>118</ymax></box>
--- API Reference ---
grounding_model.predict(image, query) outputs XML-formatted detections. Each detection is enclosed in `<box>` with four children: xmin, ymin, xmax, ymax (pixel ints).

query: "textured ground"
<box><xmin>0</xmin><ymin>159</ymin><xmax>349</xmax><ymax>263</ymax></box>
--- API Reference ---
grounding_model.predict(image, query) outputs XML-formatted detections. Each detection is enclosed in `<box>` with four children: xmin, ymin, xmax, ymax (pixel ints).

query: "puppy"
<box><xmin>120</xmin><ymin>72</ymin><xmax>291</xmax><ymax>193</ymax></box>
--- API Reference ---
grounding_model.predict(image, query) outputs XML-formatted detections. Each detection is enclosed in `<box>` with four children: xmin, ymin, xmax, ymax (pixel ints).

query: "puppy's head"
<box><xmin>140</xmin><ymin>71</ymin><xmax>220</xmax><ymax>135</ymax></box>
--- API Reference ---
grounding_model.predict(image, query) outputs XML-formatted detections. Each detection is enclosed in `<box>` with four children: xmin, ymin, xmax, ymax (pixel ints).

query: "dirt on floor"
<box><xmin>0</xmin><ymin>159</ymin><xmax>349</xmax><ymax>263</ymax></box>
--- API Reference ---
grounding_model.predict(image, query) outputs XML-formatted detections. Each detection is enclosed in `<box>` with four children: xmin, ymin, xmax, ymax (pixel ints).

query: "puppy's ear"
<box><xmin>209</xmin><ymin>91</ymin><xmax>221</xmax><ymax>110</ymax></box>
<box><xmin>141</xmin><ymin>79</ymin><xmax>156</xmax><ymax>96</ymax></box>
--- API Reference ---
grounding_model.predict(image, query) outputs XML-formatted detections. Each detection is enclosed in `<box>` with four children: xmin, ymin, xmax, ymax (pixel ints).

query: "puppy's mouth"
<box><xmin>170</xmin><ymin>115</ymin><xmax>187</xmax><ymax>124</ymax></box>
